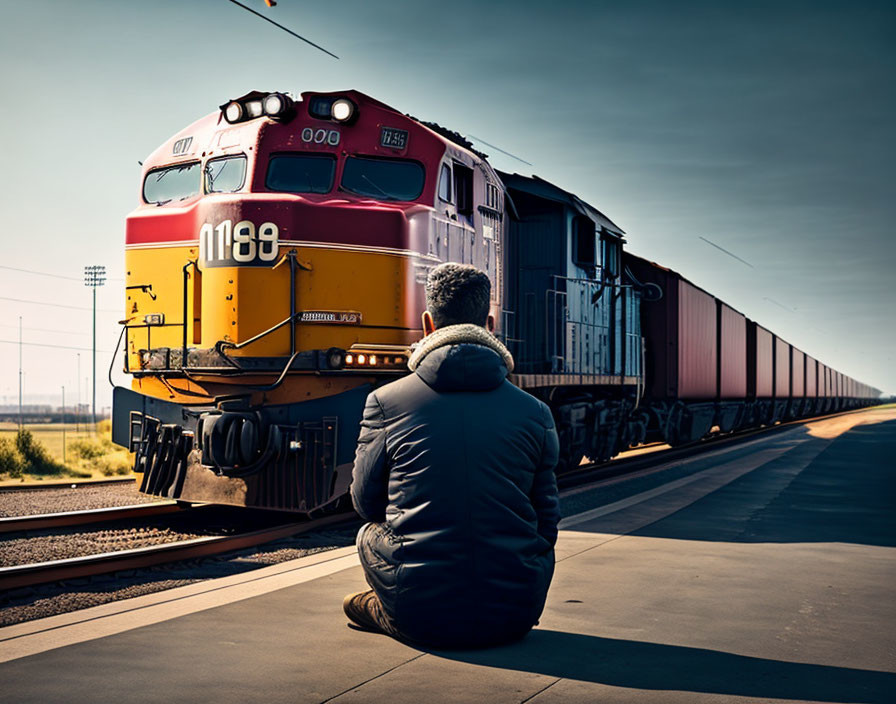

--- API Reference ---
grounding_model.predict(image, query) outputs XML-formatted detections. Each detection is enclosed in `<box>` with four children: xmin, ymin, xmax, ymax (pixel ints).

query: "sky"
<box><xmin>0</xmin><ymin>0</ymin><xmax>893</xmax><ymax>411</ymax></box>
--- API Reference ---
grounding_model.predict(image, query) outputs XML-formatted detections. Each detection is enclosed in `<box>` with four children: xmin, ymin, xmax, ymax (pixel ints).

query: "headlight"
<box><xmin>245</xmin><ymin>100</ymin><xmax>263</xmax><ymax>118</ymax></box>
<box><xmin>263</xmin><ymin>92</ymin><xmax>294</xmax><ymax>119</ymax></box>
<box><xmin>331</xmin><ymin>98</ymin><xmax>355</xmax><ymax>122</ymax></box>
<box><xmin>223</xmin><ymin>101</ymin><xmax>244</xmax><ymax>124</ymax></box>
<box><xmin>325</xmin><ymin>347</ymin><xmax>345</xmax><ymax>370</ymax></box>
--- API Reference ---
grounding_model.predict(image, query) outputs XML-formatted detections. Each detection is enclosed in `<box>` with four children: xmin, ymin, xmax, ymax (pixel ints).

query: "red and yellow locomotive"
<box><xmin>112</xmin><ymin>90</ymin><xmax>507</xmax><ymax>512</ymax></box>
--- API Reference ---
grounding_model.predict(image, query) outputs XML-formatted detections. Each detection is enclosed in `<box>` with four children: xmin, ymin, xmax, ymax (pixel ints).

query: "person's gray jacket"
<box><xmin>350</xmin><ymin>324</ymin><xmax>560</xmax><ymax>648</ymax></box>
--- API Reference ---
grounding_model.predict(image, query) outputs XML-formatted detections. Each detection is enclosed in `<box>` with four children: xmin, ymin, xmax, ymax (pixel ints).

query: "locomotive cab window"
<box><xmin>205</xmin><ymin>155</ymin><xmax>247</xmax><ymax>194</ymax></box>
<box><xmin>341</xmin><ymin>156</ymin><xmax>424</xmax><ymax>201</ymax></box>
<box><xmin>266</xmin><ymin>153</ymin><xmax>336</xmax><ymax>194</ymax></box>
<box><xmin>438</xmin><ymin>163</ymin><xmax>452</xmax><ymax>203</ymax></box>
<box><xmin>573</xmin><ymin>215</ymin><xmax>597</xmax><ymax>277</ymax></box>
<box><xmin>143</xmin><ymin>162</ymin><xmax>201</xmax><ymax>205</ymax></box>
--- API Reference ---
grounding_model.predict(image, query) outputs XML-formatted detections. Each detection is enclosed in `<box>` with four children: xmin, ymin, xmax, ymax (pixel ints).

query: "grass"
<box><xmin>0</xmin><ymin>420</ymin><xmax>133</xmax><ymax>483</ymax></box>
<box><xmin>0</xmin><ymin>422</ymin><xmax>93</xmax><ymax>459</ymax></box>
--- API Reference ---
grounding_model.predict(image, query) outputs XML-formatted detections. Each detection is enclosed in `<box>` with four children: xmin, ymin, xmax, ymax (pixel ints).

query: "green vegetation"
<box><xmin>0</xmin><ymin>420</ymin><xmax>131</xmax><ymax>482</ymax></box>
<box><xmin>0</xmin><ymin>437</ymin><xmax>25</xmax><ymax>478</ymax></box>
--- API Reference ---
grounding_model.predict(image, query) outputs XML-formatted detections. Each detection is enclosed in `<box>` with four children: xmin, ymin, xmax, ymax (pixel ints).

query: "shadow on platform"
<box><xmin>619</xmin><ymin>418</ymin><xmax>896</xmax><ymax>548</ymax></box>
<box><xmin>431</xmin><ymin>629</ymin><xmax>895</xmax><ymax>703</ymax></box>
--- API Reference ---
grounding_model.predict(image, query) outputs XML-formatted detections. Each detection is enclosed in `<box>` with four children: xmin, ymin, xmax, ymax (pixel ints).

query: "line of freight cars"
<box><xmin>624</xmin><ymin>252</ymin><xmax>880</xmax><ymax>449</ymax></box>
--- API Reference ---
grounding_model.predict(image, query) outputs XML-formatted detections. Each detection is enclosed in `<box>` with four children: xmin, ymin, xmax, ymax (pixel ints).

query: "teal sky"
<box><xmin>0</xmin><ymin>0</ymin><xmax>893</xmax><ymax>409</ymax></box>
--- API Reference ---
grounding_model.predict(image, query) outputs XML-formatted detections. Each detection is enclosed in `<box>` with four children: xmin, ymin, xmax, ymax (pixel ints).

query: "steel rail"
<box><xmin>0</xmin><ymin>502</ymin><xmax>185</xmax><ymax>534</ymax></box>
<box><xmin>0</xmin><ymin>477</ymin><xmax>135</xmax><ymax>493</ymax></box>
<box><xmin>0</xmin><ymin>511</ymin><xmax>357</xmax><ymax>592</ymax></box>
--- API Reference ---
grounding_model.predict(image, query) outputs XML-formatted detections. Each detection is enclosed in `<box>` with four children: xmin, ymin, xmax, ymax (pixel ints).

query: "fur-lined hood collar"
<box><xmin>408</xmin><ymin>323</ymin><xmax>514</xmax><ymax>373</ymax></box>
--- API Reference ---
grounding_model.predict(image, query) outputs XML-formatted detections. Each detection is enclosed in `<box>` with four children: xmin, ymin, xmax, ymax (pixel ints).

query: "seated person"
<box><xmin>344</xmin><ymin>262</ymin><xmax>560</xmax><ymax>649</ymax></box>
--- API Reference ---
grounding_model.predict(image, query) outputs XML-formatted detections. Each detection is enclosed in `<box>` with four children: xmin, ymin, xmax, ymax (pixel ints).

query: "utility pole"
<box><xmin>18</xmin><ymin>316</ymin><xmax>22</xmax><ymax>430</ymax></box>
<box><xmin>62</xmin><ymin>386</ymin><xmax>66</xmax><ymax>465</ymax></box>
<box><xmin>84</xmin><ymin>265</ymin><xmax>106</xmax><ymax>433</ymax></box>
<box><xmin>76</xmin><ymin>353</ymin><xmax>81</xmax><ymax>435</ymax></box>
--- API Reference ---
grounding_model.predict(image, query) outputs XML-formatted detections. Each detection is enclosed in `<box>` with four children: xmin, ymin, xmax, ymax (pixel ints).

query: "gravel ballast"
<box><xmin>0</xmin><ymin>524</ymin><xmax>209</xmax><ymax>567</ymax></box>
<box><xmin>0</xmin><ymin>483</ymin><xmax>160</xmax><ymax>518</ymax></box>
<box><xmin>0</xmin><ymin>526</ymin><xmax>358</xmax><ymax>626</ymax></box>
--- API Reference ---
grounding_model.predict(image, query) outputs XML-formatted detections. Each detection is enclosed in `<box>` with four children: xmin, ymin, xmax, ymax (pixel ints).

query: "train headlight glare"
<box><xmin>224</xmin><ymin>101</ymin><xmax>244</xmax><ymax>123</ymax></box>
<box><xmin>345</xmin><ymin>354</ymin><xmax>354</xmax><ymax>365</ymax></box>
<box><xmin>246</xmin><ymin>100</ymin><xmax>263</xmax><ymax>118</ymax></box>
<box><xmin>331</xmin><ymin>99</ymin><xmax>355</xmax><ymax>122</ymax></box>
<box><xmin>357</xmin><ymin>354</ymin><xmax>366</xmax><ymax>365</ymax></box>
<box><xmin>369</xmin><ymin>355</ymin><xmax>377</xmax><ymax>366</ymax></box>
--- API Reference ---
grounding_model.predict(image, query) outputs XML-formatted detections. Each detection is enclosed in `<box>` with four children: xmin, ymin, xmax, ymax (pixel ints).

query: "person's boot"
<box><xmin>343</xmin><ymin>590</ymin><xmax>388</xmax><ymax>633</ymax></box>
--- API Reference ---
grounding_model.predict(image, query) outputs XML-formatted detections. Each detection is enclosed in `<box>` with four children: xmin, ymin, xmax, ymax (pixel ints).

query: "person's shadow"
<box><xmin>428</xmin><ymin>629</ymin><xmax>894</xmax><ymax>702</ymax></box>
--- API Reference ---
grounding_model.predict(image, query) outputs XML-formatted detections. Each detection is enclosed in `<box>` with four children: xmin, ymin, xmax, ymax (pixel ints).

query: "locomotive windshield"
<box><xmin>205</xmin><ymin>155</ymin><xmax>247</xmax><ymax>194</ymax></box>
<box><xmin>266</xmin><ymin>154</ymin><xmax>336</xmax><ymax>194</ymax></box>
<box><xmin>143</xmin><ymin>162</ymin><xmax>201</xmax><ymax>205</ymax></box>
<box><xmin>340</xmin><ymin>156</ymin><xmax>424</xmax><ymax>201</ymax></box>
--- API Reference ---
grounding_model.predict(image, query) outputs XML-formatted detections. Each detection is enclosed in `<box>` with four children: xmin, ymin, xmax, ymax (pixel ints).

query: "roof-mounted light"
<box><xmin>220</xmin><ymin>91</ymin><xmax>295</xmax><ymax>124</ymax></box>
<box><xmin>263</xmin><ymin>92</ymin><xmax>294</xmax><ymax>120</ymax></box>
<box><xmin>223</xmin><ymin>101</ymin><xmax>244</xmax><ymax>124</ymax></box>
<box><xmin>331</xmin><ymin>98</ymin><xmax>355</xmax><ymax>123</ymax></box>
<box><xmin>308</xmin><ymin>95</ymin><xmax>358</xmax><ymax>123</ymax></box>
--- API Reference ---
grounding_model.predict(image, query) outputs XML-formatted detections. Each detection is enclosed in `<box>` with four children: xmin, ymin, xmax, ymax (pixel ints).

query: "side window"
<box><xmin>485</xmin><ymin>182</ymin><xmax>500</xmax><ymax>210</ymax></box>
<box><xmin>438</xmin><ymin>163</ymin><xmax>452</xmax><ymax>202</ymax></box>
<box><xmin>453</xmin><ymin>162</ymin><xmax>474</xmax><ymax>218</ymax></box>
<box><xmin>601</xmin><ymin>234</ymin><xmax>620</xmax><ymax>279</ymax></box>
<box><xmin>573</xmin><ymin>215</ymin><xmax>596</xmax><ymax>277</ymax></box>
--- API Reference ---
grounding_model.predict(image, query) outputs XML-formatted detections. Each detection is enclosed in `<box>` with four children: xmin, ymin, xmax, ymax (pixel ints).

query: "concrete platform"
<box><xmin>2</xmin><ymin>407</ymin><xmax>895</xmax><ymax>703</ymax></box>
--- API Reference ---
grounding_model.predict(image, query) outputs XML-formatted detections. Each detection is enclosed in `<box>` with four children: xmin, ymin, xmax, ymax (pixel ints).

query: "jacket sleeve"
<box><xmin>531</xmin><ymin>403</ymin><xmax>561</xmax><ymax>547</ymax></box>
<box><xmin>350</xmin><ymin>391</ymin><xmax>389</xmax><ymax>522</ymax></box>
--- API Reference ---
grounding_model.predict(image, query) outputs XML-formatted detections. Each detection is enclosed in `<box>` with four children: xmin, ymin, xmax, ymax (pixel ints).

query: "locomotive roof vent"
<box><xmin>221</xmin><ymin>91</ymin><xmax>295</xmax><ymax>124</ymax></box>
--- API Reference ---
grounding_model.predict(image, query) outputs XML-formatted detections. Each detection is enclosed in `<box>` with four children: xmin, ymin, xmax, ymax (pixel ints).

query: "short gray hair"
<box><xmin>425</xmin><ymin>263</ymin><xmax>491</xmax><ymax>328</ymax></box>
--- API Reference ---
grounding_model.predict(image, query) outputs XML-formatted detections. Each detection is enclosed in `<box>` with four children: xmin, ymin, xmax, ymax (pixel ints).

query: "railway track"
<box><xmin>0</xmin><ymin>501</ymin><xmax>185</xmax><ymax>534</ymax></box>
<box><xmin>0</xmin><ymin>477</ymin><xmax>135</xmax><ymax>493</ymax></box>
<box><xmin>0</xmin><ymin>511</ymin><xmax>356</xmax><ymax>592</ymax></box>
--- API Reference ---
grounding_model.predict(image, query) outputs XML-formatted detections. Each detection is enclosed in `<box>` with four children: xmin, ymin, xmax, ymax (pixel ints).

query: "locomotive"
<box><xmin>110</xmin><ymin>89</ymin><xmax>881</xmax><ymax>513</ymax></box>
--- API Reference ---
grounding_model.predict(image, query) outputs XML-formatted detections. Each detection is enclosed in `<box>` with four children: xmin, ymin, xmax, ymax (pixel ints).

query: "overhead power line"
<box><xmin>226</xmin><ymin>0</ymin><xmax>339</xmax><ymax>59</ymax></box>
<box><xmin>0</xmin><ymin>265</ymin><xmax>79</xmax><ymax>281</ymax></box>
<box><xmin>0</xmin><ymin>296</ymin><xmax>120</xmax><ymax>314</ymax></box>
<box><xmin>763</xmin><ymin>297</ymin><xmax>797</xmax><ymax>313</ymax></box>
<box><xmin>698</xmin><ymin>237</ymin><xmax>754</xmax><ymax>268</ymax></box>
<box><xmin>0</xmin><ymin>340</ymin><xmax>115</xmax><ymax>353</ymax></box>
<box><xmin>0</xmin><ymin>264</ymin><xmax>123</xmax><ymax>283</ymax></box>
<box><xmin>466</xmin><ymin>135</ymin><xmax>533</xmax><ymax>166</ymax></box>
<box><xmin>0</xmin><ymin>323</ymin><xmax>90</xmax><ymax>337</ymax></box>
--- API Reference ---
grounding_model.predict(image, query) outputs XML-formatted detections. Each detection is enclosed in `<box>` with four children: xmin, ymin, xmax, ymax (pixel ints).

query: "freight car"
<box><xmin>111</xmin><ymin>88</ymin><xmax>881</xmax><ymax>513</ymax></box>
<box><xmin>624</xmin><ymin>253</ymin><xmax>881</xmax><ymax>447</ymax></box>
